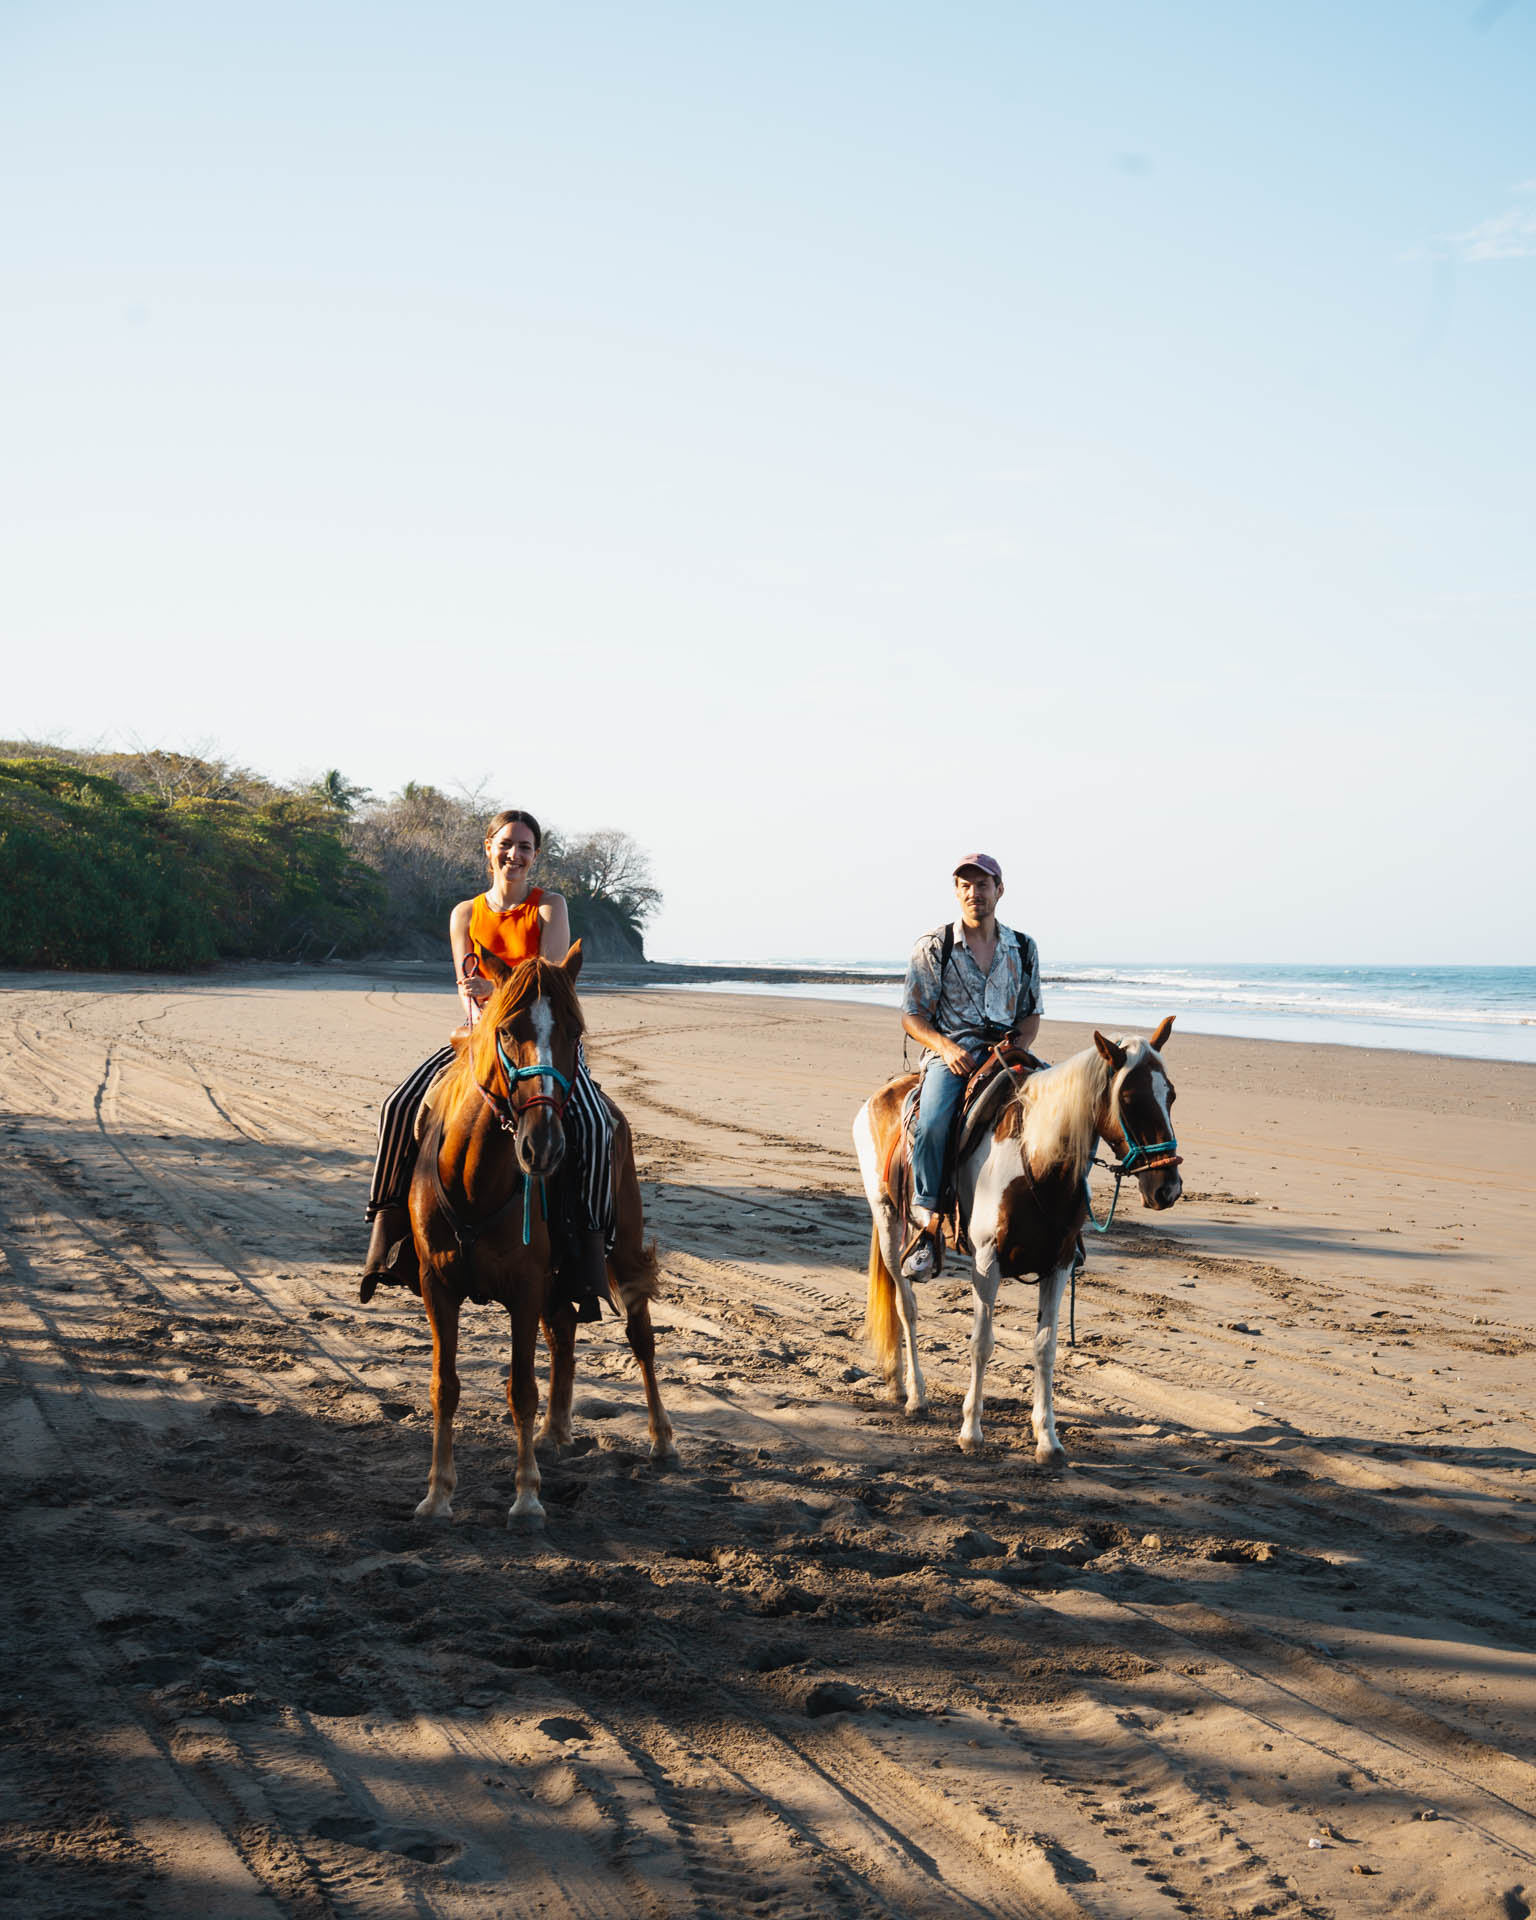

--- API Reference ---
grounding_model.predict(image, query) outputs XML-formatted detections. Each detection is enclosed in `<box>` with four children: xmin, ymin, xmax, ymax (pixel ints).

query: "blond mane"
<box><xmin>1012</xmin><ymin>1044</ymin><xmax>1113</xmax><ymax>1182</ymax></box>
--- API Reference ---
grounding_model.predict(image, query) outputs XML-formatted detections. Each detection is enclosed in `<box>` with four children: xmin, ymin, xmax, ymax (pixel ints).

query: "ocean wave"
<box><xmin>1045</xmin><ymin>975</ymin><xmax>1536</xmax><ymax>1028</ymax></box>
<box><xmin>657</xmin><ymin>959</ymin><xmax>1536</xmax><ymax>1037</ymax></box>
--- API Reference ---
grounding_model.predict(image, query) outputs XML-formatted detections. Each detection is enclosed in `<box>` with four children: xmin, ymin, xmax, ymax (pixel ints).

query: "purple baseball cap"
<box><xmin>953</xmin><ymin>853</ymin><xmax>1003</xmax><ymax>883</ymax></box>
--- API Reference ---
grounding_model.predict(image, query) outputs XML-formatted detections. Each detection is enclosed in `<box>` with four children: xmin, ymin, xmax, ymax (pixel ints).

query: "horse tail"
<box><xmin>864</xmin><ymin>1226</ymin><xmax>900</xmax><ymax>1383</ymax></box>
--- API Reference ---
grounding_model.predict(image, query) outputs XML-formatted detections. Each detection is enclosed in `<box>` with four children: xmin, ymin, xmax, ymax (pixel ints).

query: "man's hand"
<box><xmin>938</xmin><ymin>1037</ymin><xmax>977</xmax><ymax>1077</ymax></box>
<box><xmin>902</xmin><ymin>1009</ymin><xmax>978</xmax><ymax>1077</ymax></box>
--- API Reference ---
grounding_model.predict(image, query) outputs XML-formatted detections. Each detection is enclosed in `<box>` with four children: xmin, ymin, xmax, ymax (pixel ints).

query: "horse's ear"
<box><xmin>1094</xmin><ymin>1031</ymin><xmax>1128</xmax><ymax>1071</ymax></box>
<box><xmin>1149</xmin><ymin>1015</ymin><xmax>1175</xmax><ymax>1052</ymax></box>
<box><xmin>562</xmin><ymin>938</ymin><xmax>584</xmax><ymax>984</ymax></box>
<box><xmin>475</xmin><ymin>943</ymin><xmax>510</xmax><ymax>983</ymax></box>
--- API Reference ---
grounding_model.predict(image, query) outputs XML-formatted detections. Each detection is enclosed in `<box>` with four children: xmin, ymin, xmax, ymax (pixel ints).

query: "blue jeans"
<box><xmin>911</xmin><ymin>1054</ymin><xmax>967</xmax><ymax>1213</ymax></box>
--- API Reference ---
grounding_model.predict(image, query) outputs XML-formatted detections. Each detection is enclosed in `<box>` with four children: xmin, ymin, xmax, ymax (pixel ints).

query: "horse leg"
<box><xmin>891</xmin><ymin>1242</ymin><xmax>928</xmax><ymax>1419</ymax></box>
<box><xmin>506</xmin><ymin>1298</ymin><xmax>545</xmax><ymax>1527</ymax></box>
<box><xmin>1032</xmin><ymin>1264</ymin><xmax>1070</xmax><ymax>1468</ymax></box>
<box><xmin>959</xmin><ymin>1262</ymin><xmax>1000</xmax><ymax>1453</ymax></box>
<box><xmin>538</xmin><ymin>1302</ymin><xmax>578</xmax><ymax>1454</ymax></box>
<box><xmin>622</xmin><ymin>1291</ymin><xmax>677</xmax><ymax>1464</ymax></box>
<box><xmin>414</xmin><ymin>1269</ymin><xmax>461</xmax><ymax>1522</ymax></box>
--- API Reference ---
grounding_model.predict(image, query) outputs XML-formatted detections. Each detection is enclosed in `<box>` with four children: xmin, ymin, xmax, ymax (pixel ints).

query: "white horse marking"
<box><xmin>530</xmin><ymin>995</ymin><xmax>555</xmax><ymax>1067</ymax></box>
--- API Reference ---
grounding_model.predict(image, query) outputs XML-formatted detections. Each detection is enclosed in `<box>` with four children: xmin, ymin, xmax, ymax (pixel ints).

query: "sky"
<box><xmin>3</xmin><ymin>1</ymin><xmax>1532</xmax><ymax>965</ymax></box>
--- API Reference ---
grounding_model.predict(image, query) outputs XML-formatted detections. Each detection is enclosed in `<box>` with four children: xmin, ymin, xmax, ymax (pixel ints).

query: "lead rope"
<box><xmin>1074</xmin><ymin>1161</ymin><xmax>1123</xmax><ymax>1350</ymax></box>
<box><xmin>1072</xmin><ymin>1108</ymin><xmax>1180</xmax><ymax>1344</ymax></box>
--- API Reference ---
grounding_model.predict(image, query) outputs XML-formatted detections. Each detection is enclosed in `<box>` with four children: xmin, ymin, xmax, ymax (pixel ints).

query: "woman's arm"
<box><xmin>449</xmin><ymin>899</ymin><xmax>490</xmax><ymax>1019</ymax></box>
<box><xmin>538</xmin><ymin>892</ymin><xmax>572</xmax><ymax>961</ymax></box>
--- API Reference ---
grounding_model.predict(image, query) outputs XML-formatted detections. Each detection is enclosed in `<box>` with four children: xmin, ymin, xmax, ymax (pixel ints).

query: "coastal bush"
<box><xmin>0</xmin><ymin>747</ymin><xmax>660</xmax><ymax>970</ymax></box>
<box><xmin>0</xmin><ymin>756</ymin><xmax>387</xmax><ymax>969</ymax></box>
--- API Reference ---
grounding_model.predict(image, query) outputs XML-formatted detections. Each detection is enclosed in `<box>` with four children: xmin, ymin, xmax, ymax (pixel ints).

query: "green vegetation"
<box><xmin>0</xmin><ymin>746</ymin><xmax>659</xmax><ymax>972</ymax></box>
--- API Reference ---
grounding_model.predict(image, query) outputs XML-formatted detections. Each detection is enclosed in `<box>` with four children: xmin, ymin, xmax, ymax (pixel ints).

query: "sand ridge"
<box><xmin>1</xmin><ymin>968</ymin><xmax>1533</xmax><ymax>1918</ymax></box>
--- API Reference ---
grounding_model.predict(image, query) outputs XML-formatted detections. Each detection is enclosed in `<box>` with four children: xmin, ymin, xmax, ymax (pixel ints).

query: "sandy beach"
<box><xmin>2</xmin><ymin>967</ymin><xmax>1533</xmax><ymax>1920</ymax></box>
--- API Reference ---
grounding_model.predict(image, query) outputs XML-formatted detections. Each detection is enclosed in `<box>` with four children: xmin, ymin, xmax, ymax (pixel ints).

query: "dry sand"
<box><xmin>1</xmin><ymin>966</ymin><xmax>1533</xmax><ymax>1920</ymax></box>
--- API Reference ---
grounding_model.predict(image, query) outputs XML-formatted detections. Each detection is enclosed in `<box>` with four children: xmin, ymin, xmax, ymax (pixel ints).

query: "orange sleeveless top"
<box><xmin>469</xmin><ymin>888</ymin><xmax>545</xmax><ymax>967</ymax></box>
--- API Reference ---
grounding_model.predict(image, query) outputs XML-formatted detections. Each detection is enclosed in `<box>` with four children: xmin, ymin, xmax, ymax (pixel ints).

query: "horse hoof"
<box><xmin>535</xmin><ymin>1435</ymin><xmax>570</xmax><ymax>1462</ymax></box>
<box><xmin>958</xmin><ymin>1431</ymin><xmax>983</xmax><ymax>1455</ymax></box>
<box><xmin>507</xmin><ymin>1502</ymin><xmax>546</xmax><ymax>1531</ymax></box>
<box><xmin>413</xmin><ymin>1496</ymin><xmax>453</xmax><ymax>1523</ymax></box>
<box><xmin>904</xmin><ymin>1401</ymin><xmax>929</xmax><ymax>1422</ymax></box>
<box><xmin>649</xmin><ymin>1438</ymin><xmax>679</xmax><ymax>1467</ymax></box>
<box><xmin>1036</xmin><ymin>1443</ymin><xmax>1069</xmax><ymax>1471</ymax></box>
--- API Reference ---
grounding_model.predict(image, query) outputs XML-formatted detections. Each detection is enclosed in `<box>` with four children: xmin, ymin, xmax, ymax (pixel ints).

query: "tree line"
<box><xmin>0</xmin><ymin>745</ymin><xmax>659</xmax><ymax>971</ymax></box>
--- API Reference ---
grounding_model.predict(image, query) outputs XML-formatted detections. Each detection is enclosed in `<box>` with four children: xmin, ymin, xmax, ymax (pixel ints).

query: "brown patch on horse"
<box><xmin>1094</xmin><ymin>1030</ymin><xmax>1128</xmax><ymax>1071</ymax></box>
<box><xmin>1113</xmin><ymin>1051</ymin><xmax>1166</xmax><ymax>1148</ymax></box>
<box><xmin>866</xmin><ymin>1075</ymin><xmax>917</xmax><ymax>1207</ymax></box>
<box><xmin>993</xmin><ymin>1172</ymin><xmax>1083</xmax><ymax>1281</ymax></box>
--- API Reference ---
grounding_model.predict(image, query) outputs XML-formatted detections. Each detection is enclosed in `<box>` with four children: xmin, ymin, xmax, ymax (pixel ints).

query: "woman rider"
<box><xmin>361</xmin><ymin>808</ymin><xmax>616</xmax><ymax>1317</ymax></box>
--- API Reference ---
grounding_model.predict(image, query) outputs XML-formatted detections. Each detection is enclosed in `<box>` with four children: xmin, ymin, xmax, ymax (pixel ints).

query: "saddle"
<box><xmin>883</xmin><ymin>1043</ymin><xmax>1044</xmax><ymax>1268</ymax></box>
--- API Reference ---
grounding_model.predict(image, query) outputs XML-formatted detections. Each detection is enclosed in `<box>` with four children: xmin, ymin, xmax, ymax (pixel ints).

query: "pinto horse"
<box><xmin>408</xmin><ymin>944</ymin><xmax>674</xmax><ymax>1527</ymax></box>
<box><xmin>853</xmin><ymin>1018</ymin><xmax>1182</xmax><ymax>1461</ymax></box>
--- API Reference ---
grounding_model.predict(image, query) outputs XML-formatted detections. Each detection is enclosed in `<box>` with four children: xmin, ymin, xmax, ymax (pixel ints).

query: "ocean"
<box><xmin>648</xmin><ymin>961</ymin><xmax>1536</xmax><ymax>1065</ymax></box>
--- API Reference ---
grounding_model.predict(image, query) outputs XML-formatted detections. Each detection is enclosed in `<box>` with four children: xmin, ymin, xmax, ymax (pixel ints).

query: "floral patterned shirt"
<box><xmin>901</xmin><ymin>920</ymin><xmax>1042</xmax><ymax>1058</ymax></box>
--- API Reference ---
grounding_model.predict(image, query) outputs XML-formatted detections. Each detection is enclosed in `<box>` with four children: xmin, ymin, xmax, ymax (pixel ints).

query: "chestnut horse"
<box><xmin>409</xmin><ymin>944</ymin><xmax>674</xmax><ymax>1527</ymax></box>
<box><xmin>853</xmin><ymin>1019</ymin><xmax>1182</xmax><ymax>1460</ymax></box>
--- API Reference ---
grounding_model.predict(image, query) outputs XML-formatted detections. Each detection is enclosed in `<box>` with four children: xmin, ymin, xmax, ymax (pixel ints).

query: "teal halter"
<box><xmin>494</xmin><ymin>1033</ymin><xmax>571</xmax><ymax>1107</ymax></box>
<box><xmin>490</xmin><ymin>1036</ymin><xmax>573</xmax><ymax>1244</ymax></box>
<box><xmin>1082</xmin><ymin>1087</ymin><xmax>1180</xmax><ymax>1235</ymax></box>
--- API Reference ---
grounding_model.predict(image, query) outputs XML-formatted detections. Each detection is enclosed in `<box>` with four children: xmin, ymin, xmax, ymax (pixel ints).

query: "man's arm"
<box><xmin>902</xmin><ymin>1010</ymin><xmax>975</xmax><ymax>1076</ymax></box>
<box><xmin>1009</xmin><ymin>1011</ymin><xmax>1042</xmax><ymax>1051</ymax></box>
<box><xmin>1008</xmin><ymin>932</ymin><xmax>1043</xmax><ymax>1052</ymax></box>
<box><xmin>902</xmin><ymin>932</ymin><xmax>976</xmax><ymax>1076</ymax></box>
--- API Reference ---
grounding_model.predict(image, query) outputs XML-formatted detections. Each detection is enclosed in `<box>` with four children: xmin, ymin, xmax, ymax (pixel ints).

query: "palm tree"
<box><xmin>311</xmin><ymin>769</ymin><xmax>371</xmax><ymax>816</ymax></box>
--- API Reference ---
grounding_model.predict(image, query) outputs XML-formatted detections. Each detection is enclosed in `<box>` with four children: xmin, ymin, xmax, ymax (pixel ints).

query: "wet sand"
<box><xmin>2</xmin><ymin>968</ymin><xmax>1533</xmax><ymax>1919</ymax></box>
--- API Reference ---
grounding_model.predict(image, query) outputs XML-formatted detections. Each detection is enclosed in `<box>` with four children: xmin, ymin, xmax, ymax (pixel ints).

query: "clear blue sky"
<box><xmin>3</xmin><ymin>2</ymin><xmax>1532</xmax><ymax>963</ymax></box>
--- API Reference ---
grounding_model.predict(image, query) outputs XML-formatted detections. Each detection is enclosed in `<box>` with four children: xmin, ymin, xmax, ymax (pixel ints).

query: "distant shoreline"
<box><xmin>582</xmin><ymin>960</ymin><xmax>904</xmax><ymax>989</ymax></box>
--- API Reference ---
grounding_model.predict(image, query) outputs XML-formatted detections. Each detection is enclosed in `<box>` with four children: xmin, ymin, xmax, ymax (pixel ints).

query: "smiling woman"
<box><xmin>362</xmin><ymin>807</ymin><xmax>616</xmax><ymax>1321</ymax></box>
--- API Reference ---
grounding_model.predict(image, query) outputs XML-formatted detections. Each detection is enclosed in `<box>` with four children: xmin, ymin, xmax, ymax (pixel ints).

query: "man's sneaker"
<box><xmin>899</xmin><ymin>1226</ymin><xmax>939</xmax><ymax>1282</ymax></box>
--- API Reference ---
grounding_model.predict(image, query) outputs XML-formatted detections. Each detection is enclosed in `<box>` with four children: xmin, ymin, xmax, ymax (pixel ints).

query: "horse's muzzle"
<box><xmin>516</xmin><ymin>1112</ymin><xmax>566</xmax><ymax>1180</ymax></box>
<box><xmin>1141</xmin><ymin>1170</ymin><xmax>1183</xmax><ymax>1210</ymax></box>
<box><xmin>1136</xmin><ymin>1158</ymin><xmax>1183</xmax><ymax>1210</ymax></box>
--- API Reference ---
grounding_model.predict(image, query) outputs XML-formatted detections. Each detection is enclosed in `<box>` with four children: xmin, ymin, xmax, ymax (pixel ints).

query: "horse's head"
<box><xmin>477</xmin><ymin>943</ymin><xmax>586</xmax><ymax>1180</ymax></box>
<box><xmin>1094</xmin><ymin>1015</ymin><xmax>1182</xmax><ymax>1210</ymax></box>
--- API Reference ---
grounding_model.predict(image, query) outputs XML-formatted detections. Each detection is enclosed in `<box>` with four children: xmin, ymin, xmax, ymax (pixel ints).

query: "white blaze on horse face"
<box><xmin>530</xmin><ymin>996</ymin><xmax>555</xmax><ymax>1073</ymax></box>
<box><xmin>1148</xmin><ymin>1065</ymin><xmax>1172</xmax><ymax>1133</ymax></box>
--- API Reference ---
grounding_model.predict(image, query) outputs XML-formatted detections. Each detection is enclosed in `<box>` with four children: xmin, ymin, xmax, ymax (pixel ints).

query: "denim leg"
<box><xmin>911</xmin><ymin>1056</ymin><xmax>966</xmax><ymax>1212</ymax></box>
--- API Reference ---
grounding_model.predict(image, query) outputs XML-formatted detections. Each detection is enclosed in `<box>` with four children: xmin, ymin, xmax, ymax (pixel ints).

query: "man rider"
<box><xmin>898</xmin><ymin>854</ymin><xmax>1042</xmax><ymax>1279</ymax></box>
